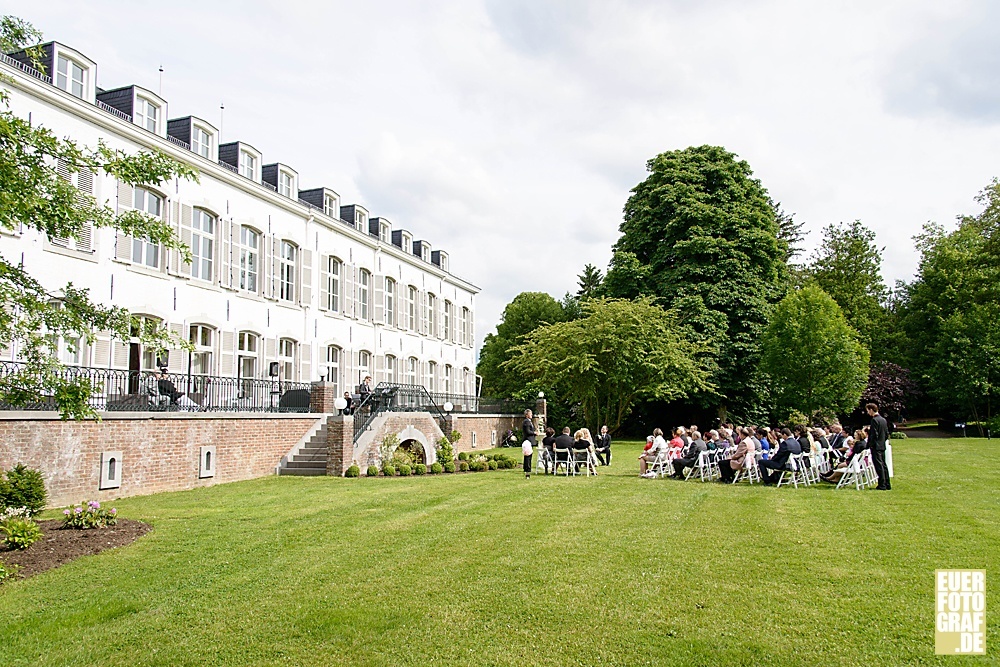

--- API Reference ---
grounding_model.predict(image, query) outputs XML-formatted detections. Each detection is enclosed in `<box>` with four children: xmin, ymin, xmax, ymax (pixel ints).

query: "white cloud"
<box><xmin>13</xmin><ymin>0</ymin><xmax>1000</xmax><ymax>351</ymax></box>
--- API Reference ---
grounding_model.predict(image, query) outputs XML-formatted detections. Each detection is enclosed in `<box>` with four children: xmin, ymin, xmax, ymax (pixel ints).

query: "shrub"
<box><xmin>62</xmin><ymin>501</ymin><xmax>118</xmax><ymax>529</ymax></box>
<box><xmin>398</xmin><ymin>464</ymin><xmax>412</xmax><ymax>476</ymax></box>
<box><xmin>448</xmin><ymin>430</ymin><xmax>462</xmax><ymax>444</ymax></box>
<box><xmin>0</xmin><ymin>559</ymin><xmax>19</xmax><ymax>584</ymax></box>
<box><xmin>467</xmin><ymin>461</ymin><xmax>482</xmax><ymax>472</ymax></box>
<box><xmin>436</xmin><ymin>437</ymin><xmax>456</xmax><ymax>466</ymax></box>
<box><xmin>366</xmin><ymin>465</ymin><xmax>380</xmax><ymax>477</ymax></box>
<box><xmin>382</xmin><ymin>465</ymin><xmax>396</xmax><ymax>477</ymax></box>
<box><xmin>458</xmin><ymin>452</ymin><xmax>468</xmax><ymax>461</ymax></box>
<box><xmin>889</xmin><ymin>431</ymin><xmax>908</xmax><ymax>440</ymax></box>
<box><xmin>345</xmin><ymin>465</ymin><xmax>360</xmax><ymax>478</ymax></box>
<box><xmin>414</xmin><ymin>464</ymin><xmax>426</xmax><ymax>475</ymax></box>
<box><xmin>488</xmin><ymin>460</ymin><xmax>498</xmax><ymax>470</ymax></box>
<box><xmin>0</xmin><ymin>515</ymin><xmax>42</xmax><ymax>550</ymax></box>
<box><xmin>0</xmin><ymin>464</ymin><xmax>47</xmax><ymax>517</ymax></box>
<box><xmin>502</xmin><ymin>458</ymin><xmax>517</xmax><ymax>469</ymax></box>
<box><xmin>430</xmin><ymin>463</ymin><xmax>443</xmax><ymax>474</ymax></box>
<box><xmin>444</xmin><ymin>461</ymin><xmax>457</xmax><ymax>473</ymax></box>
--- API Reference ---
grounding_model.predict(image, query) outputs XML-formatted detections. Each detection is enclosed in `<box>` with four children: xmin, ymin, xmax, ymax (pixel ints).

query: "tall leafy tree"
<box><xmin>760</xmin><ymin>286</ymin><xmax>870</xmax><ymax>418</ymax></box>
<box><xmin>576</xmin><ymin>264</ymin><xmax>603</xmax><ymax>299</ymax></box>
<box><xmin>0</xmin><ymin>15</ymin><xmax>197</xmax><ymax>419</ymax></box>
<box><xmin>614</xmin><ymin>145</ymin><xmax>789</xmax><ymax>418</ymax></box>
<box><xmin>803</xmin><ymin>220</ymin><xmax>890</xmax><ymax>355</ymax></box>
<box><xmin>504</xmin><ymin>298</ymin><xmax>712</xmax><ymax>433</ymax></box>
<box><xmin>898</xmin><ymin>180</ymin><xmax>1000</xmax><ymax>421</ymax></box>
<box><xmin>476</xmin><ymin>292</ymin><xmax>567</xmax><ymax>398</ymax></box>
<box><xmin>860</xmin><ymin>362</ymin><xmax>919</xmax><ymax>422</ymax></box>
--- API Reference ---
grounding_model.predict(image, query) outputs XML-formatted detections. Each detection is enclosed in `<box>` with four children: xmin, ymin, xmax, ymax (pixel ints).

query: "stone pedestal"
<box><xmin>310</xmin><ymin>381</ymin><xmax>339</xmax><ymax>414</ymax></box>
<box><xmin>325</xmin><ymin>415</ymin><xmax>355</xmax><ymax>476</ymax></box>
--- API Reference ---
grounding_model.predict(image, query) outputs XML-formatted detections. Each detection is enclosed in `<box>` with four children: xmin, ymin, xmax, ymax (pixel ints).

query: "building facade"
<box><xmin>0</xmin><ymin>41</ymin><xmax>479</xmax><ymax>400</ymax></box>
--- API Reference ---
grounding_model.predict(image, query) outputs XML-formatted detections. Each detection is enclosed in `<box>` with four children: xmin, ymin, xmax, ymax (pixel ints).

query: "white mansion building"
<box><xmin>0</xmin><ymin>41</ymin><xmax>479</xmax><ymax>399</ymax></box>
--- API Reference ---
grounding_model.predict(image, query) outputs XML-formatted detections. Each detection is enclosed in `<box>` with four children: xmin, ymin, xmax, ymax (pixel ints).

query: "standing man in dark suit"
<box><xmin>759</xmin><ymin>428</ymin><xmax>802</xmax><ymax>485</ymax></box>
<box><xmin>522</xmin><ymin>409</ymin><xmax>537</xmax><ymax>479</ymax></box>
<box><xmin>867</xmin><ymin>402</ymin><xmax>891</xmax><ymax>490</ymax></box>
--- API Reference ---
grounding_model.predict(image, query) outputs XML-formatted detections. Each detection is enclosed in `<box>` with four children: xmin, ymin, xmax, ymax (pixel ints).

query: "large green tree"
<box><xmin>803</xmin><ymin>220</ymin><xmax>891</xmax><ymax>355</ymax></box>
<box><xmin>760</xmin><ymin>285</ymin><xmax>870</xmax><ymax>418</ymax></box>
<box><xmin>0</xmin><ymin>16</ymin><xmax>196</xmax><ymax>419</ymax></box>
<box><xmin>613</xmin><ymin>145</ymin><xmax>790</xmax><ymax>418</ymax></box>
<box><xmin>476</xmin><ymin>292</ymin><xmax>568</xmax><ymax>398</ymax></box>
<box><xmin>504</xmin><ymin>298</ymin><xmax>712</xmax><ymax>433</ymax></box>
<box><xmin>576</xmin><ymin>264</ymin><xmax>603</xmax><ymax>299</ymax></box>
<box><xmin>898</xmin><ymin>179</ymin><xmax>1000</xmax><ymax>420</ymax></box>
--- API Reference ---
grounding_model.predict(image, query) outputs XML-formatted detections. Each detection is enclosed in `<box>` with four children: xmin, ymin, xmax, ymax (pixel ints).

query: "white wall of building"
<box><xmin>0</xmin><ymin>50</ymin><xmax>478</xmax><ymax>399</ymax></box>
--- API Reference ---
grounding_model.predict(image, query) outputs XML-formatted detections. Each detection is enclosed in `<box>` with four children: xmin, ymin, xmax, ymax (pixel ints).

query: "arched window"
<box><xmin>279</xmin><ymin>241</ymin><xmax>297</xmax><ymax>302</ymax></box>
<box><xmin>325</xmin><ymin>345</ymin><xmax>341</xmax><ymax>393</ymax></box>
<box><xmin>188</xmin><ymin>324</ymin><xmax>215</xmax><ymax>386</ymax></box>
<box><xmin>427</xmin><ymin>293</ymin><xmax>437</xmax><ymax>337</ymax></box>
<box><xmin>131</xmin><ymin>188</ymin><xmax>163</xmax><ymax>268</ymax></box>
<box><xmin>460</xmin><ymin>307</ymin><xmax>470</xmax><ymax>346</ymax></box>
<box><xmin>443</xmin><ymin>364</ymin><xmax>452</xmax><ymax>395</ymax></box>
<box><xmin>279</xmin><ymin>338</ymin><xmax>297</xmax><ymax>381</ymax></box>
<box><xmin>325</xmin><ymin>257</ymin><xmax>342</xmax><ymax>312</ymax></box>
<box><xmin>358</xmin><ymin>270</ymin><xmax>371</xmax><ymax>320</ymax></box>
<box><xmin>385</xmin><ymin>278</ymin><xmax>395</xmax><ymax>327</ymax></box>
<box><xmin>385</xmin><ymin>354</ymin><xmax>397</xmax><ymax>383</ymax></box>
<box><xmin>407</xmin><ymin>286</ymin><xmax>417</xmax><ymax>330</ymax></box>
<box><xmin>191</xmin><ymin>209</ymin><xmax>215</xmax><ymax>281</ymax></box>
<box><xmin>427</xmin><ymin>361</ymin><xmax>437</xmax><ymax>393</ymax></box>
<box><xmin>444</xmin><ymin>301</ymin><xmax>453</xmax><ymax>342</ymax></box>
<box><xmin>237</xmin><ymin>331</ymin><xmax>259</xmax><ymax>395</ymax></box>
<box><xmin>239</xmin><ymin>227</ymin><xmax>260</xmax><ymax>293</ymax></box>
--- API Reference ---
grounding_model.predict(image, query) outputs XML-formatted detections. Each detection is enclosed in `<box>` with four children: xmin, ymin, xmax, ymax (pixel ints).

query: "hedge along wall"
<box><xmin>0</xmin><ymin>412</ymin><xmax>324</xmax><ymax>507</ymax></box>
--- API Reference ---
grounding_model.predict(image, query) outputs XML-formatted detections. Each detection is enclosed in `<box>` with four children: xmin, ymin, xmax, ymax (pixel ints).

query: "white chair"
<box><xmin>646</xmin><ymin>449</ymin><xmax>670</xmax><ymax>478</ymax></box>
<box><xmin>835</xmin><ymin>454</ymin><xmax>867</xmax><ymax>490</ymax></box>
<box><xmin>733</xmin><ymin>452</ymin><xmax>761</xmax><ymax>484</ymax></box>
<box><xmin>571</xmin><ymin>448</ymin><xmax>595</xmax><ymax>476</ymax></box>
<box><xmin>553</xmin><ymin>445</ymin><xmax>572</xmax><ymax>476</ymax></box>
<box><xmin>685</xmin><ymin>450</ymin><xmax>715</xmax><ymax>481</ymax></box>
<box><xmin>777</xmin><ymin>454</ymin><xmax>805</xmax><ymax>488</ymax></box>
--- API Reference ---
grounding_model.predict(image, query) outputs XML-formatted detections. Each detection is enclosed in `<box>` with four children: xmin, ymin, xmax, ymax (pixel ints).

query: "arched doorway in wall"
<box><xmin>398</xmin><ymin>439</ymin><xmax>426</xmax><ymax>465</ymax></box>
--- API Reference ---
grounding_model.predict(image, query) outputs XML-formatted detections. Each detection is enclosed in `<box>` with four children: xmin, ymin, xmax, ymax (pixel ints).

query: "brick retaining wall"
<box><xmin>0</xmin><ymin>412</ymin><xmax>322</xmax><ymax>507</ymax></box>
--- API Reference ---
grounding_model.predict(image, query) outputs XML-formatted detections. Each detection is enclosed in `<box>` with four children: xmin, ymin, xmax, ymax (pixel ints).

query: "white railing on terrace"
<box><xmin>0</xmin><ymin>51</ymin><xmax>52</xmax><ymax>84</ymax></box>
<box><xmin>96</xmin><ymin>99</ymin><xmax>132</xmax><ymax>122</ymax></box>
<box><xmin>217</xmin><ymin>160</ymin><xmax>239</xmax><ymax>174</ymax></box>
<box><xmin>166</xmin><ymin>134</ymin><xmax>190</xmax><ymax>150</ymax></box>
<box><xmin>262</xmin><ymin>181</ymin><xmax>277</xmax><ymax>192</ymax></box>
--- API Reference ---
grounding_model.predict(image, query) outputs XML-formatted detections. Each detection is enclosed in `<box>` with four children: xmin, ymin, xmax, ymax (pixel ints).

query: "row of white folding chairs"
<box><xmin>552</xmin><ymin>448</ymin><xmax>598</xmax><ymax>477</ymax></box>
<box><xmin>835</xmin><ymin>449</ymin><xmax>878</xmax><ymax>490</ymax></box>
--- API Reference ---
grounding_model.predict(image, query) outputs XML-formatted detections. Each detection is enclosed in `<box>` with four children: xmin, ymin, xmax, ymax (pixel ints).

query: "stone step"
<box><xmin>291</xmin><ymin>454</ymin><xmax>327</xmax><ymax>463</ymax></box>
<box><xmin>295</xmin><ymin>447</ymin><xmax>328</xmax><ymax>456</ymax></box>
<box><xmin>283</xmin><ymin>460</ymin><xmax>327</xmax><ymax>469</ymax></box>
<box><xmin>279</xmin><ymin>467</ymin><xmax>326</xmax><ymax>476</ymax></box>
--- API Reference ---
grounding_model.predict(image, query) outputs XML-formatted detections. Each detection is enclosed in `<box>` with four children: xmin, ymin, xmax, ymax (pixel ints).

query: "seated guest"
<box><xmin>759</xmin><ymin>428</ymin><xmax>802</xmax><ymax>485</ymax></box>
<box><xmin>639</xmin><ymin>428</ymin><xmax>668</xmax><ymax>477</ymax></box>
<box><xmin>670</xmin><ymin>429</ymin><xmax>706</xmax><ymax>478</ymax></box>
<box><xmin>541</xmin><ymin>427</ymin><xmax>557</xmax><ymax>474</ymax></box>
<box><xmin>573</xmin><ymin>428</ymin><xmax>598</xmax><ymax>473</ymax></box>
<box><xmin>156</xmin><ymin>368</ymin><xmax>198</xmax><ymax>410</ymax></box>
<box><xmin>553</xmin><ymin>427</ymin><xmax>575</xmax><ymax>471</ymax></box>
<box><xmin>677</xmin><ymin>426</ymin><xmax>691</xmax><ymax>447</ymax></box>
<box><xmin>341</xmin><ymin>391</ymin><xmax>354</xmax><ymax>416</ymax></box>
<box><xmin>719</xmin><ymin>427</ymin><xmax>752</xmax><ymax>483</ymax></box>
<box><xmin>822</xmin><ymin>430</ymin><xmax>869</xmax><ymax>483</ymax></box>
<box><xmin>594</xmin><ymin>425</ymin><xmax>612</xmax><ymax>466</ymax></box>
<box><xmin>757</xmin><ymin>427</ymin><xmax>772</xmax><ymax>460</ymax></box>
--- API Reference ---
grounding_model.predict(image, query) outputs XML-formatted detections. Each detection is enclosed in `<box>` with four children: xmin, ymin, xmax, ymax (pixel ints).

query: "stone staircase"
<box><xmin>278</xmin><ymin>419</ymin><xmax>329</xmax><ymax>476</ymax></box>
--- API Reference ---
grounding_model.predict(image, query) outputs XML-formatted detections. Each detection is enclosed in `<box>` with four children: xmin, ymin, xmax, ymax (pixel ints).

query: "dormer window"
<box><xmin>56</xmin><ymin>55</ymin><xmax>85</xmax><ymax>98</ymax></box>
<box><xmin>355</xmin><ymin>210</ymin><xmax>367</xmax><ymax>230</ymax></box>
<box><xmin>323</xmin><ymin>194</ymin><xmax>338</xmax><ymax>218</ymax></box>
<box><xmin>240</xmin><ymin>150</ymin><xmax>257</xmax><ymax>180</ymax></box>
<box><xmin>421</xmin><ymin>245</ymin><xmax>430</xmax><ymax>262</ymax></box>
<box><xmin>380</xmin><ymin>222</ymin><xmax>391</xmax><ymax>243</ymax></box>
<box><xmin>403</xmin><ymin>235</ymin><xmax>412</xmax><ymax>254</ymax></box>
<box><xmin>192</xmin><ymin>126</ymin><xmax>212</xmax><ymax>159</ymax></box>
<box><xmin>440</xmin><ymin>255</ymin><xmax>448</xmax><ymax>271</ymax></box>
<box><xmin>135</xmin><ymin>98</ymin><xmax>159</xmax><ymax>133</ymax></box>
<box><xmin>278</xmin><ymin>170</ymin><xmax>294</xmax><ymax>198</ymax></box>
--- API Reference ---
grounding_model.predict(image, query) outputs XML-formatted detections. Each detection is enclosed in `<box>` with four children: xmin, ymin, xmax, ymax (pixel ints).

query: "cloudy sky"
<box><xmin>13</xmin><ymin>0</ymin><xmax>1000</xmax><ymax>348</ymax></box>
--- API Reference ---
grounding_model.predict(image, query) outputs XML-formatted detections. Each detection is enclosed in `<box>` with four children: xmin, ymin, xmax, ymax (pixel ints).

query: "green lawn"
<box><xmin>1</xmin><ymin>440</ymin><xmax>997</xmax><ymax>666</ymax></box>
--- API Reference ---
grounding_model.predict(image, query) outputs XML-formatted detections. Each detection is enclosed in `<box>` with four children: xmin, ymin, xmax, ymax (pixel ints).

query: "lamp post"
<box><xmin>334</xmin><ymin>396</ymin><xmax>348</xmax><ymax>415</ymax></box>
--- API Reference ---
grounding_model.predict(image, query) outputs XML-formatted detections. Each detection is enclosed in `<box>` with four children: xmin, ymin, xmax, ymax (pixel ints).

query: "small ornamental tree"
<box><xmin>860</xmin><ymin>362</ymin><xmax>919</xmax><ymax>421</ymax></box>
<box><xmin>760</xmin><ymin>285</ymin><xmax>870</xmax><ymax>417</ymax></box>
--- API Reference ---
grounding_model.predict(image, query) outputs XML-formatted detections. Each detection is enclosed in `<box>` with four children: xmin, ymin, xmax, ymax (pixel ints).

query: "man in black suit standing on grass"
<box><xmin>867</xmin><ymin>403</ymin><xmax>891</xmax><ymax>490</ymax></box>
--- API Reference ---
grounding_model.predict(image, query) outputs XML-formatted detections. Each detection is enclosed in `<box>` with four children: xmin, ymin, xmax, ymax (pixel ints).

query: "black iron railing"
<box><xmin>0</xmin><ymin>361</ymin><xmax>313</xmax><ymax>413</ymax></box>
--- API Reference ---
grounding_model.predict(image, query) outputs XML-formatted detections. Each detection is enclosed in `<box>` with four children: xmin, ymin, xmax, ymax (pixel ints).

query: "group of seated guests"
<box><xmin>638</xmin><ymin>421</ymin><xmax>873</xmax><ymax>485</ymax></box>
<box><xmin>538</xmin><ymin>425</ymin><xmax>612</xmax><ymax>474</ymax></box>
